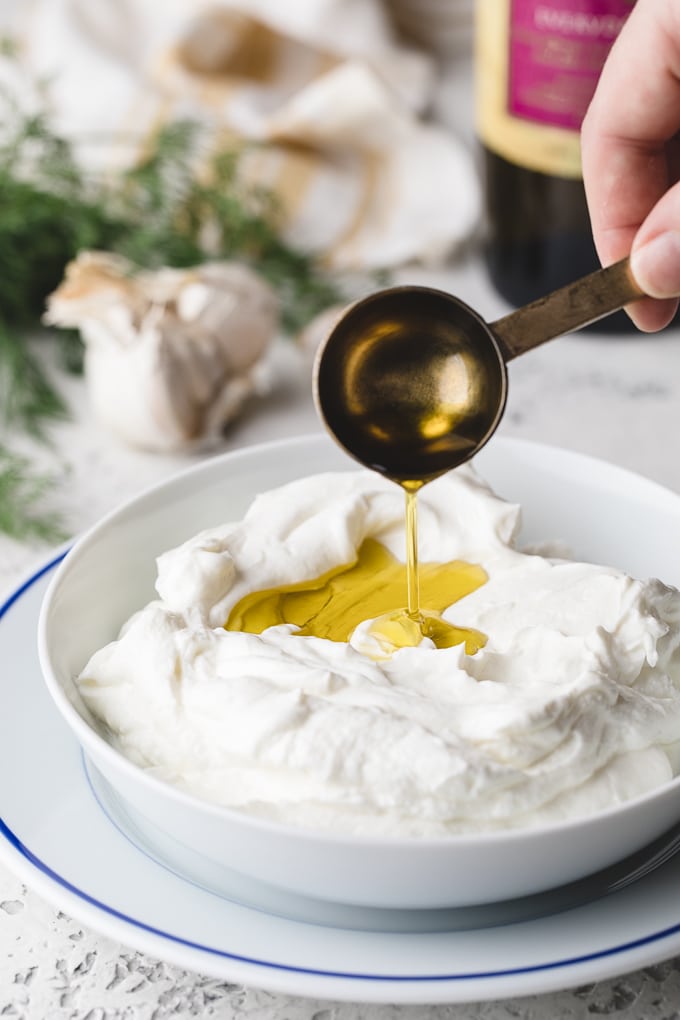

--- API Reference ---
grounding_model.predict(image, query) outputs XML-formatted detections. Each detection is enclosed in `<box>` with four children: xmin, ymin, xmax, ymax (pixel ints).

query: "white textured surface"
<box><xmin>4</xmin><ymin>860</ymin><xmax>680</xmax><ymax>1019</ymax></box>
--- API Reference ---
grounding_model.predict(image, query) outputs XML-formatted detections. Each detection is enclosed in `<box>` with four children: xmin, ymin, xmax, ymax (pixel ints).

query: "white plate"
<box><xmin>4</xmin><ymin>437</ymin><xmax>680</xmax><ymax>1004</ymax></box>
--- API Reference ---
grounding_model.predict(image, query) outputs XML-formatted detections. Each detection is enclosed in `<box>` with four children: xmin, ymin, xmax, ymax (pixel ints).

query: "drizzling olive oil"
<box><xmin>363</xmin><ymin>482</ymin><xmax>486</xmax><ymax>656</ymax></box>
<box><xmin>225</xmin><ymin>528</ymin><xmax>487</xmax><ymax>655</ymax></box>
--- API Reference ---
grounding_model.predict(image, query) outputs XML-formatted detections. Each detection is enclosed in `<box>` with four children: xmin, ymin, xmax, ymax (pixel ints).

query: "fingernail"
<box><xmin>630</xmin><ymin>231</ymin><xmax>680</xmax><ymax>299</ymax></box>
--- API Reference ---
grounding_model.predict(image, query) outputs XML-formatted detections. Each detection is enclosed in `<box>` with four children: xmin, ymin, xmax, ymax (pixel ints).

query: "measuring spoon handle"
<box><xmin>490</xmin><ymin>257</ymin><xmax>644</xmax><ymax>362</ymax></box>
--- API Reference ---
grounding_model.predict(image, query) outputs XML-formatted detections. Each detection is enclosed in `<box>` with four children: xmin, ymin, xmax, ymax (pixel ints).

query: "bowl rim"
<box><xmin>37</xmin><ymin>431</ymin><xmax>680</xmax><ymax>850</ymax></box>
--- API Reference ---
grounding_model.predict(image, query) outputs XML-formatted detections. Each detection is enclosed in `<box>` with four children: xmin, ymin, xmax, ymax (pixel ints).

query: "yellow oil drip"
<box><xmin>363</xmin><ymin>485</ymin><xmax>487</xmax><ymax>657</ymax></box>
<box><xmin>226</xmin><ymin>538</ymin><xmax>487</xmax><ymax>654</ymax></box>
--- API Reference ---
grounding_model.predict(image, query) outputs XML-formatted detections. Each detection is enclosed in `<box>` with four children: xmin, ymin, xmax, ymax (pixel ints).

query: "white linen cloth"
<box><xmin>11</xmin><ymin>0</ymin><xmax>479</xmax><ymax>269</ymax></box>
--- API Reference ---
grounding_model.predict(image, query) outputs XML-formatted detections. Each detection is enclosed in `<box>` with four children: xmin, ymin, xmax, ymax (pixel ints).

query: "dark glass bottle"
<box><xmin>476</xmin><ymin>0</ymin><xmax>636</xmax><ymax>332</ymax></box>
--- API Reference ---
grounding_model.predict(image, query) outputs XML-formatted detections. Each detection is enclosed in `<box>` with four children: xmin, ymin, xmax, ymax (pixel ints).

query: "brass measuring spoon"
<box><xmin>313</xmin><ymin>257</ymin><xmax>644</xmax><ymax>485</ymax></box>
<box><xmin>312</xmin><ymin>256</ymin><xmax>647</xmax><ymax>654</ymax></box>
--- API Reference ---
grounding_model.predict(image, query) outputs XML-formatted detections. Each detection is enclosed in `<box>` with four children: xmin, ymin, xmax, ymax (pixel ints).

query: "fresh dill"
<box><xmin>0</xmin><ymin>83</ymin><xmax>349</xmax><ymax>542</ymax></box>
<box><xmin>109</xmin><ymin>123</ymin><xmax>345</xmax><ymax>333</ymax></box>
<box><xmin>0</xmin><ymin>444</ymin><xmax>65</xmax><ymax>544</ymax></box>
<box><xmin>0</xmin><ymin>323</ymin><xmax>68</xmax><ymax>440</ymax></box>
<box><xmin>0</xmin><ymin>109</ymin><xmax>346</xmax><ymax>371</ymax></box>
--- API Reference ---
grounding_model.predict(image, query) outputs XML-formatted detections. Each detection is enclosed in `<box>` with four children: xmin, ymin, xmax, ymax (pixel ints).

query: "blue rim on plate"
<box><xmin>3</xmin><ymin>545</ymin><xmax>680</xmax><ymax>1002</ymax></box>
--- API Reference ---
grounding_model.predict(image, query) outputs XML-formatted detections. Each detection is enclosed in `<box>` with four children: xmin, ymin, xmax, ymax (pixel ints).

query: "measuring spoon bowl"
<box><xmin>314</xmin><ymin>285</ymin><xmax>507</xmax><ymax>485</ymax></box>
<box><xmin>314</xmin><ymin>257</ymin><xmax>645</xmax><ymax>484</ymax></box>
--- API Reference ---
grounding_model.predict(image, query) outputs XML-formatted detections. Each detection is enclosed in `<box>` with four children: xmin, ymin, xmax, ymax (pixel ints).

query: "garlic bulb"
<box><xmin>45</xmin><ymin>252</ymin><xmax>279</xmax><ymax>451</ymax></box>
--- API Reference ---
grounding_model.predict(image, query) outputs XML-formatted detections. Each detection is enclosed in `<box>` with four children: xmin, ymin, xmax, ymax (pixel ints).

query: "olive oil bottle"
<box><xmin>475</xmin><ymin>0</ymin><xmax>635</xmax><ymax>332</ymax></box>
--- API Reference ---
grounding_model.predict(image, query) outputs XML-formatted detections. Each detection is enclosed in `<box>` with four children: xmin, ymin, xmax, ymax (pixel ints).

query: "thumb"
<box><xmin>629</xmin><ymin>184</ymin><xmax>680</xmax><ymax>331</ymax></box>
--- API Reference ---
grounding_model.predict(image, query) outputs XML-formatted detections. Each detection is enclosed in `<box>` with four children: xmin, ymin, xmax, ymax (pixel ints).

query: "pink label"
<box><xmin>509</xmin><ymin>0</ymin><xmax>634</xmax><ymax>130</ymax></box>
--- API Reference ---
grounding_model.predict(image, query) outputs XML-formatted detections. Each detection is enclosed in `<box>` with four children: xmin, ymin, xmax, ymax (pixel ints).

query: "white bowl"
<box><xmin>38</xmin><ymin>434</ymin><xmax>680</xmax><ymax>915</ymax></box>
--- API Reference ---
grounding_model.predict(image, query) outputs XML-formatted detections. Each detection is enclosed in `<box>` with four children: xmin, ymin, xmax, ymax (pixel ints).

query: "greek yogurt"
<box><xmin>77</xmin><ymin>466</ymin><xmax>680</xmax><ymax>836</ymax></box>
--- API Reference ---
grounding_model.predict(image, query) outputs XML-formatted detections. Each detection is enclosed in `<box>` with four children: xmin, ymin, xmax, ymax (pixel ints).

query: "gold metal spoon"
<box><xmin>313</xmin><ymin>257</ymin><xmax>643</xmax><ymax>485</ymax></box>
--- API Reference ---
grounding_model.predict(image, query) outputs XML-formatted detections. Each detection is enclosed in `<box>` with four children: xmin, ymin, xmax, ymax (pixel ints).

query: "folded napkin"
<box><xmin>14</xmin><ymin>0</ymin><xmax>479</xmax><ymax>269</ymax></box>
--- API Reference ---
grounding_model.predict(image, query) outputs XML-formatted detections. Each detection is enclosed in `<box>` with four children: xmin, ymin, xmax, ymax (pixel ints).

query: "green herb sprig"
<box><xmin>102</xmin><ymin>121</ymin><xmax>344</xmax><ymax>333</ymax></box>
<box><xmin>0</xmin><ymin>445</ymin><xmax>65</xmax><ymax>543</ymax></box>
<box><xmin>0</xmin><ymin>77</ymin><xmax>349</xmax><ymax>542</ymax></box>
<box><xmin>0</xmin><ymin>111</ymin><xmax>345</xmax><ymax>376</ymax></box>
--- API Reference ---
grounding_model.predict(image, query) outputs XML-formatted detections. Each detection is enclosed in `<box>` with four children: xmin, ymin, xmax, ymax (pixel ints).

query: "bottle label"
<box><xmin>476</xmin><ymin>0</ymin><xmax>634</xmax><ymax>177</ymax></box>
<box><xmin>509</xmin><ymin>1</ymin><xmax>631</xmax><ymax>130</ymax></box>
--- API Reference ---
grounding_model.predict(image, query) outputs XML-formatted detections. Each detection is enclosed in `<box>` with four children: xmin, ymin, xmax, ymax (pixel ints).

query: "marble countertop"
<box><xmin>3</xmin><ymin>252</ymin><xmax>680</xmax><ymax>1019</ymax></box>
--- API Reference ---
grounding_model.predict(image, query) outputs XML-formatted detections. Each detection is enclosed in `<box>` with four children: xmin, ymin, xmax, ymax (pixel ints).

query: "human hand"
<box><xmin>581</xmin><ymin>0</ymin><xmax>680</xmax><ymax>331</ymax></box>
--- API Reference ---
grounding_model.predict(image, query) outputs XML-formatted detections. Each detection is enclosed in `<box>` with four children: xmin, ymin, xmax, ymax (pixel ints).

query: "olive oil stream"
<box><xmin>226</xmin><ymin>484</ymin><xmax>487</xmax><ymax>657</ymax></box>
<box><xmin>373</xmin><ymin>484</ymin><xmax>487</xmax><ymax>656</ymax></box>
